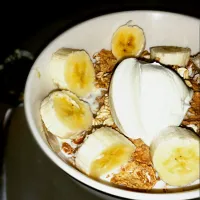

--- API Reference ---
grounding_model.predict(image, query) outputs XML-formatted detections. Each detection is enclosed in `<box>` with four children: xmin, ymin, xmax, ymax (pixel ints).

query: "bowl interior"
<box><xmin>24</xmin><ymin>10</ymin><xmax>200</xmax><ymax>200</ymax></box>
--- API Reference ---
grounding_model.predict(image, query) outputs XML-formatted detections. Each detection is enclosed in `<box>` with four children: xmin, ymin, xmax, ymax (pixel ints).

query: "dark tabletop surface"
<box><xmin>0</xmin><ymin>3</ymin><xmax>199</xmax><ymax>200</ymax></box>
<box><xmin>0</xmin><ymin>3</ymin><xmax>200</xmax><ymax>61</ymax></box>
<box><xmin>2</xmin><ymin>107</ymin><xmax>110</xmax><ymax>200</ymax></box>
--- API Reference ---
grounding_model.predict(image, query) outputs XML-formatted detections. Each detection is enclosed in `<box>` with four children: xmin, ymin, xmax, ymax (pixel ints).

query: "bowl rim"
<box><xmin>24</xmin><ymin>10</ymin><xmax>200</xmax><ymax>200</ymax></box>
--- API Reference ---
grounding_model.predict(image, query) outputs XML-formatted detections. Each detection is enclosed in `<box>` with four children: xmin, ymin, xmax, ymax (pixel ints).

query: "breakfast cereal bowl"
<box><xmin>24</xmin><ymin>10</ymin><xmax>200</xmax><ymax>200</ymax></box>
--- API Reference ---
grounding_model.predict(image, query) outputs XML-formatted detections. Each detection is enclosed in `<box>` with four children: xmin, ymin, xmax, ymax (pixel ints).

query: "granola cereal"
<box><xmin>93</xmin><ymin>49</ymin><xmax>117</xmax><ymax>90</ymax></box>
<box><xmin>62</xmin><ymin>142</ymin><xmax>75</xmax><ymax>154</ymax></box>
<box><xmin>72</xmin><ymin>133</ymin><xmax>86</xmax><ymax>145</ymax></box>
<box><xmin>177</xmin><ymin>60</ymin><xmax>200</xmax><ymax>134</ymax></box>
<box><xmin>130</xmin><ymin>138</ymin><xmax>144</xmax><ymax>147</ymax></box>
<box><xmin>175</xmin><ymin>60</ymin><xmax>200</xmax><ymax>91</ymax></box>
<box><xmin>132</xmin><ymin>142</ymin><xmax>152</xmax><ymax>166</ymax></box>
<box><xmin>110</xmin><ymin>137</ymin><xmax>157</xmax><ymax>190</ymax></box>
<box><xmin>93</xmin><ymin>49</ymin><xmax>117</xmax><ymax>73</ymax></box>
<box><xmin>95</xmin><ymin>72</ymin><xmax>112</xmax><ymax>89</ymax></box>
<box><xmin>111</xmin><ymin>161</ymin><xmax>157</xmax><ymax>190</ymax></box>
<box><xmin>162</xmin><ymin>59</ymin><xmax>200</xmax><ymax>134</ymax></box>
<box><xmin>96</xmin><ymin>91</ymin><xmax>107</xmax><ymax>107</ymax></box>
<box><xmin>182</xmin><ymin>91</ymin><xmax>200</xmax><ymax>133</ymax></box>
<box><xmin>191</xmin><ymin>53</ymin><xmax>200</xmax><ymax>68</ymax></box>
<box><xmin>93</xmin><ymin>104</ymin><xmax>114</xmax><ymax>126</ymax></box>
<box><xmin>92</xmin><ymin>90</ymin><xmax>115</xmax><ymax>127</ymax></box>
<box><xmin>140</xmin><ymin>50</ymin><xmax>151</xmax><ymax>61</ymax></box>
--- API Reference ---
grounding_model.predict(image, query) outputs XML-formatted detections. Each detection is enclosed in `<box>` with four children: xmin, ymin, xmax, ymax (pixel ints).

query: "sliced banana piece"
<box><xmin>111</xmin><ymin>22</ymin><xmax>145</xmax><ymax>60</ymax></box>
<box><xmin>49</xmin><ymin>48</ymin><xmax>95</xmax><ymax>97</ymax></box>
<box><xmin>40</xmin><ymin>90</ymin><xmax>93</xmax><ymax>138</ymax></box>
<box><xmin>150</xmin><ymin>46</ymin><xmax>191</xmax><ymax>67</ymax></box>
<box><xmin>75</xmin><ymin>127</ymin><xmax>136</xmax><ymax>179</ymax></box>
<box><xmin>150</xmin><ymin>126</ymin><xmax>200</xmax><ymax>186</ymax></box>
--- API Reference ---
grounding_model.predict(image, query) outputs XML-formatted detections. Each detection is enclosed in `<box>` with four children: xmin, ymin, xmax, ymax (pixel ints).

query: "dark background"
<box><xmin>0</xmin><ymin>3</ymin><xmax>200</xmax><ymax>61</ymax></box>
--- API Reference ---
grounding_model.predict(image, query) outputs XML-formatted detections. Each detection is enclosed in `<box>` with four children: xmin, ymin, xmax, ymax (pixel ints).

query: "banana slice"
<box><xmin>150</xmin><ymin>126</ymin><xmax>200</xmax><ymax>186</ymax></box>
<box><xmin>111</xmin><ymin>22</ymin><xmax>145</xmax><ymax>60</ymax></box>
<box><xmin>40</xmin><ymin>90</ymin><xmax>93</xmax><ymax>138</ymax></box>
<box><xmin>75</xmin><ymin>127</ymin><xmax>136</xmax><ymax>179</ymax></box>
<box><xmin>150</xmin><ymin>46</ymin><xmax>191</xmax><ymax>67</ymax></box>
<box><xmin>49</xmin><ymin>48</ymin><xmax>95</xmax><ymax>97</ymax></box>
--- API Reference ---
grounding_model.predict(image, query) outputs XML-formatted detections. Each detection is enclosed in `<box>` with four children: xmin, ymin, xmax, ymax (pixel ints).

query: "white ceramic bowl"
<box><xmin>24</xmin><ymin>10</ymin><xmax>200</xmax><ymax>200</ymax></box>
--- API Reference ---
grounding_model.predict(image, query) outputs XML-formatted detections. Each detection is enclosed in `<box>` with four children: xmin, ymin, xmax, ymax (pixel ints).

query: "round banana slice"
<box><xmin>49</xmin><ymin>48</ymin><xmax>95</xmax><ymax>97</ymax></box>
<box><xmin>150</xmin><ymin>46</ymin><xmax>191</xmax><ymax>67</ymax></box>
<box><xmin>75</xmin><ymin>127</ymin><xmax>136</xmax><ymax>179</ymax></box>
<box><xmin>150</xmin><ymin>126</ymin><xmax>200</xmax><ymax>186</ymax></box>
<box><xmin>40</xmin><ymin>90</ymin><xmax>93</xmax><ymax>138</ymax></box>
<box><xmin>111</xmin><ymin>23</ymin><xmax>145</xmax><ymax>60</ymax></box>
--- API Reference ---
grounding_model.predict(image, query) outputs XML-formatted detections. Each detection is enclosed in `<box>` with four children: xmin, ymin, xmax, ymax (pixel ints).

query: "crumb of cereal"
<box><xmin>110</xmin><ymin>137</ymin><xmax>156</xmax><ymax>190</ymax></box>
<box><xmin>190</xmin><ymin>79</ymin><xmax>200</xmax><ymax>91</ymax></box>
<box><xmin>191</xmin><ymin>53</ymin><xmax>200</xmax><ymax>69</ymax></box>
<box><xmin>110</xmin><ymin>123</ymin><xmax>120</xmax><ymax>131</ymax></box>
<box><xmin>140</xmin><ymin>50</ymin><xmax>150</xmax><ymax>60</ymax></box>
<box><xmin>72</xmin><ymin>133</ymin><xmax>86</xmax><ymax>145</ymax></box>
<box><xmin>132</xmin><ymin>144</ymin><xmax>152</xmax><ymax>166</ymax></box>
<box><xmin>93</xmin><ymin>49</ymin><xmax>117</xmax><ymax>73</ymax></box>
<box><xmin>156</xmin><ymin>176</ymin><xmax>161</xmax><ymax>181</ymax></box>
<box><xmin>130</xmin><ymin>138</ymin><xmax>144</xmax><ymax>147</ymax></box>
<box><xmin>111</xmin><ymin>161</ymin><xmax>157</xmax><ymax>190</ymax></box>
<box><xmin>93</xmin><ymin>49</ymin><xmax>117</xmax><ymax>90</ymax></box>
<box><xmin>179</xmin><ymin>59</ymin><xmax>200</xmax><ymax>134</ymax></box>
<box><xmin>182</xmin><ymin>91</ymin><xmax>200</xmax><ymax>134</ymax></box>
<box><xmin>95</xmin><ymin>72</ymin><xmax>112</xmax><ymax>89</ymax></box>
<box><xmin>62</xmin><ymin>142</ymin><xmax>74</xmax><ymax>154</ymax></box>
<box><xmin>129</xmin><ymin>138</ymin><xmax>152</xmax><ymax>166</ymax></box>
<box><xmin>106</xmin><ymin>174</ymin><xmax>110</xmax><ymax>178</ymax></box>
<box><xmin>96</xmin><ymin>91</ymin><xmax>107</xmax><ymax>108</ymax></box>
<box><xmin>93</xmin><ymin>93</ymin><xmax>116</xmax><ymax>128</ymax></box>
